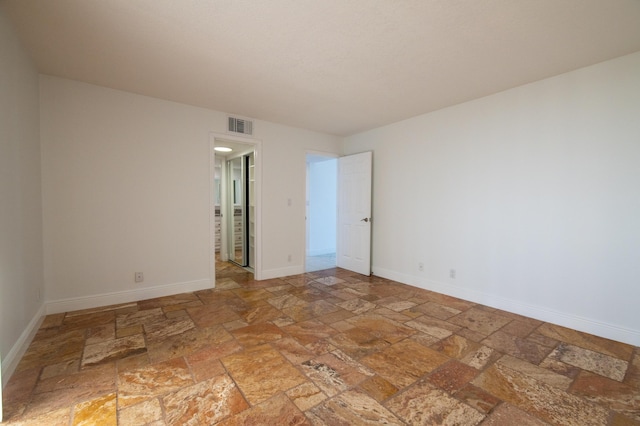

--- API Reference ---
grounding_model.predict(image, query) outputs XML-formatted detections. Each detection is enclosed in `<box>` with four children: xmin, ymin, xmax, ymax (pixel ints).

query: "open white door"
<box><xmin>337</xmin><ymin>151</ymin><xmax>372</xmax><ymax>275</ymax></box>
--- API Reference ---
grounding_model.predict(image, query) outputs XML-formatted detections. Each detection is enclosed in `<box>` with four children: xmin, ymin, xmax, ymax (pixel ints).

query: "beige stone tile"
<box><xmin>4</xmin><ymin>407</ymin><xmax>71</xmax><ymax>426</ymax></box>
<box><xmin>117</xmin><ymin>398</ymin><xmax>163</xmax><ymax>425</ymax></box>
<box><xmin>116</xmin><ymin>308</ymin><xmax>164</xmax><ymax>329</ymax></box>
<box><xmin>572</xmin><ymin>371</ymin><xmax>640</xmax><ymax>421</ymax></box>
<box><xmin>8</xmin><ymin>264</ymin><xmax>639</xmax><ymax>426</ymax></box>
<box><xmin>625</xmin><ymin>352</ymin><xmax>640</xmax><ymax>388</ymax></box>
<box><xmin>336</xmin><ymin>298</ymin><xmax>376</xmax><ymax>314</ymax></box>
<box><xmin>143</xmin><ymin>315</ymin><xmax>195</xmax><ymax>340</ymax></box>
<box><xmin>358</xmin><ymin>374</ymin><xmax>399</xmax><ymax>402</ymax></box>
<box><xmin>481</xmin><ymin>330</ymin><xmax>551</xmax><ymax>364</ymax></box>
<box><xmin>61</xmin><ymin>311</ymin><xmax>115</xmax><ymax>331</ymax></box>
<box><xmin>286</xmin><ymin>382</ymin><xmax>327</xmax><ymax>411</ymax></box>
<box><xmin>547</xmin><ymin>342</ymin><xmax>628</xmax><ymax>382</ymax></box>
<box><xmin>286</xmin><ymin>300</ymin><xmax>340</xmax><ymax>322</ymax></box>
<box><xmin>406</xmin><ymin>317</ymin><xmax>454</xmax><ymax>339</ymax></box>
<box><xmin>539</xmin><ymin>357</ymin><xmax>582</xmax><ymax>379</ymax></box>
<box><xmin>609</xmin><ymin>412</ymin><xmax>640</xmax><ymax>426</ymax></box>
<box><xmin>427</xmin><ymin>360</ymin><xmax>479</xmax><ymax>393</ymax></box>
<box><xmin>315</xmin><ymin>307</ymin><xmax>355</xmax><ymax>325</ymax></box>
<box><xmin>218</xmin><ymin>393</ymin><xmax>309</xmax><ymax>426</ymax></box>
<box><xmin>28</xmin><ymin>363</ymin><xmax>116</xmax><ymax>416</ymax></box>
<box><xmin>222</xmin><ymin>344</ymin><xmax>306</xmax><ymax>405</ymax></box>
<box><xmin>231</xmin><ymin>322</ymin><xmax>285</xmax><ymax>346</ymax></box>
<box><xmin>115</xmin><ymin>352</ymin><xmax>149</xmax><ymax>373</ymax></box>
<box><xmin>1</xmin><ymin>367</ymin><xmax>40</xmax><ymax>420</ymax></box>
<box><xmin>267</xmin><ymin>294</ymin><xmax>307</xmax><ymax>309</ymax></box>
<box><xmin>500</xmin><ymin>319</ymin><xmax>540</xmax><ymax>338</ymax></box>
<box><xmin>71</xmin><ymin>392</ymin><xmax>116</xmax><ymax>426</ymax></box>
<box><xmin>117</xmin><ymin>357</ymin><xmax>194</xmax><ymax>408</ymax></box>
<box><xmin>457</xmin><ymin>327</ymin><xmax>489</xmax><ymax>343</ymax></box>
<box><xmin>346</xmin><ymin>314</ymin><xmax>415</xmax><ymax>344</ymax></box>
<box><xmin>450</xmin><ymin>307</ymin><xmax>512</xmax><ymax>336</ymax></box>
<box><xmin>376</xmin><ymin>296</ymin><xmax>417</xmax><ymax>312</ymax></box>
<box><xmin>527</xmin><ymin>331</ymin><xmax>560</xmax><ymax>348</ymax></box>
<box><xmin>307</xmin><ymin>389</ymin><xmax>403</xmax><ymax>425</ymax></box>
<box><xmin>271</xmin><ymin>337</ymin><xmax>314</xmax><ymax>364</ymax></box>
<box><xmin>411</xmin><ymin>301</ymin><xmax>462</xmax><ymax>320</ymax></box>
<box><xmin>300</xmin><ymin>350</ymin><xmax>373</xmax><ymax>397</ymax></box>
<box><xmin>386</xmin><ymin>380</ymin><xmax>485</xmax><ymax>425</ymax></box>
<box><xmin>536</xmin><ymin>323</ymin><xmax>634</xmax><ymax>360</ymax></box>
<box><xmin>232</xmin><ymin>288</ymin><xmax>272</xmax><ymax>302</ymax></box>
<box><xmin>481</xmin><ymin>403</ymin><xmax>549</xmax><ymax>426</ymax></box>
<box><xmin>81</xmin><ymin>334</ymin><xmax>146</xmax><ymax>367</ymax></box>
<box><xmin>162</xmin><ymin>374</ymin><xmax>249</xmax><ymax>424</ymax></box>
<box><xmin>453</xmin><ymin>383</ymin><xmax>501</xmax><ymax>414</ymax></box>
<box><xmin>331</xmin><ymin>319</ymin><xmax>355</xmax><ymax>332</ymax></box>
<box><xmin>432</xmin><ymin>334</ymin><xmax>482</xmax><ymax>359</ymax></box>
<box><xmin>314</xmin><ymin>276</ymin><xmax>345</xmax><ymax>286</ymax></box>
<box><xmin>497</xmin><ymin>355</ymin><xmax>573</xmax><ymax>390</ymax></box>
<box><xmin>164</xmin><ymin>307</ymin><xmax>189</xmax><ymax>318</ymax></box>
<box><xmin>17</xmin><ymin>329</ymin><xmax>85</xmax><ymax>373</ymax></box>
<box><xmin>283</xmin><ymin>319</ymin><xmax>338</xmax><ymax>346</ymax></box>
<box><xmin>409</xmin><ymin>332</ymin><xmax>442</xmax><ymax>347</ymax></box>
<box><xmin>116</xmin><ymin>324</ymin><xmax>142</xmax><ymax>338</ymax></box>
<box><xmin>85</xmin><ymin>323</ymin><xmax>115</xmax><ymax>345</ymax></box>
<box><xmin>472</xmin><ymin>362</ymin><xmax>609</xmax><ymax>425</ymax></box>
<box><xmin>328</xmin><ymin>327</ymin><xmax>390</xmax><ymax>359</ymax></box>
<box><xmin>366</xmin><ymin>308</ymin><xmax>411</xmax><ymax>324</ymax></box>
<box><xmin>40</xmin><ymin>313</ymin><xmax>66</xmax><ymax>329</ymax></box>
<box><xmin>361</xmin><ymin>339</ymin><xmax>448</xmax><ymax>388</ymax></box>
<box><xmin>186</xmin><ymin>304</ymin><xmax>240</xmax><ymax>328</ymax></box>
<box><xmin>40</xmin><ymin>359</ymin><xmax>79</xmax><ymax>380</ymax></box>
<box><xmin>146</xmin><ymin>324</ymin><xmax>233</xmax><ymax>363</ymax></box>
<box><xmin>425</xmin><ymin>292</ymin><xmax>476</xmax><ymax>311</ymax></box>
<box><xmin>241</xmin><ymin>303</ymin><xmax>284</xmax><ymax>324</ymax></box>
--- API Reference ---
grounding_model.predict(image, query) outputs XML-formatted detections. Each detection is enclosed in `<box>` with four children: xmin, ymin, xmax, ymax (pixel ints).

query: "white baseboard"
<box><xmin>45</xmin><ymin>279</ymin><xmax>213</xmax><ymax>315</ymax></box>
<box><xmin>261</xmin><ymin>265</ymin><xmax>304</xmax><ymax>280</ymax></box>
<box><xmin>2</xmin><ymin>303</ymin><xmax>45</xmax><ymax>387</ymax></box>
<box><xmin>307</xmin><ymin>249</ymin><xmax>335</xmax><ymax>257</ymax></box>
<box><xmin>373</xmin><ymin>266</ymin><xmax>640</xmax><ymax>347</ymax></box>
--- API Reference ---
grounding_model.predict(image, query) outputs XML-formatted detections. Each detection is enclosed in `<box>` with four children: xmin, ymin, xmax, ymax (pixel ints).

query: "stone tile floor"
<box><xmin>2</xmin><ymin>260</ymin><xmax>639</xmax><ymax>425</ymax></box>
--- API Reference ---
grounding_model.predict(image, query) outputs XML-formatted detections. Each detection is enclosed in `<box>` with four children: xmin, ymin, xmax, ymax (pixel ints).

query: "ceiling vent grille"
<box><xmin>228</xmin><ymin>117</ymin><xmax>253</xmax><ymax>135</ymax></box>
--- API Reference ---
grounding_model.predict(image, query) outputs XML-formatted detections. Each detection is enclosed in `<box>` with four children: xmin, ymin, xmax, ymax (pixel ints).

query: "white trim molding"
<box><xmin>45</xmin><ymin>279</ymin><xmax>212</xmax><ymax>315</ymax></box>
<box><xmin>2</xmin><ymin>304</ymin><xmax>45</xmax><ymax>387</ymax></box>
<box><xmin>373</xmin><ymin>267</ymin><xmax>640</xmax><ymax>347</ymax></box>
<box><xmin>261</xmin><ymin>266</ymin><xmax>305</xmax><ymax>280</ymax></box>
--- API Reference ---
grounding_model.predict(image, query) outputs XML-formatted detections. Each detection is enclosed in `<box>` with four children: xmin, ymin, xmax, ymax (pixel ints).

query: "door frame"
<box><xmin>209</xmin><ymin>132</ymin><xmax>262</xmax><ymax>284</ymax></box>
<box><xmin>305</xmin><ymin>151</ymin><xmax>339</xmax><ymax>272</ymax></box>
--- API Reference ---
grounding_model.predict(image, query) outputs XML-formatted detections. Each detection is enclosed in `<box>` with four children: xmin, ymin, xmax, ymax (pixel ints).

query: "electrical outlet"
<box><xmin>449</xmin><ymin>269</ymin><xmax>456</xmax><ymax>279</ymax></box>
<box><xmin>418</xmin><ymin>262</ymin><xmax>424</xmax><ymax>272</ymax></box>
<box><xmin>135</xmin><ymin>272</ymin><xmax>144</xmax><ymax>283</ymax></box>
<box><xmin>287</xmin><ymin>254</ymin><xmax>292</xmax><ymax>262</ymax></box>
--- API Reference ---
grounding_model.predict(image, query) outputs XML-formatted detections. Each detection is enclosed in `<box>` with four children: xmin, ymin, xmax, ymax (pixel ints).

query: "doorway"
<box><xmin>305</xmin><ymin>153</ymin><xmax>338</xmax><ymax>272</ymax></box>
<box><xmin>211</xmin><ymin>134</ymin><xmax>261</xmax><ymax>283</ymax></box>
<box><xmin>226</xmin><ymin>152</ymin><xmax>255</xmax><ymax>268</ymax></box>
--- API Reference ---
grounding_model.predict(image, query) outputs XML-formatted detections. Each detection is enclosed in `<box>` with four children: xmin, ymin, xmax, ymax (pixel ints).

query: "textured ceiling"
<box><xmin>4</xmin><ymin>0</ymin><xmax>640</xmax><ymax>136</ymax></box>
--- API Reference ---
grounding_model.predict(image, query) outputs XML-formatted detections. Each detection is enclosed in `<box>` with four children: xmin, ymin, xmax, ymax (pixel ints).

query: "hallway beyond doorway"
<box><xmin>305</xmin><ymin>252</ymin><xmax>336</xmax><ymax>272</ymax></box>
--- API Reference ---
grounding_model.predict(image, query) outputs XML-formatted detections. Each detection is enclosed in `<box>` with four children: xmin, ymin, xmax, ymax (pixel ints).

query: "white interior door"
<box><xmin>337</xmin><ymin>151</ymin><xmax>372</xmax><ymax>275</ymax></box>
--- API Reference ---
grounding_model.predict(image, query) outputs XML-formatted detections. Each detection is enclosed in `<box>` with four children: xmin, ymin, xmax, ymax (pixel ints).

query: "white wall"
<box><xmin>40</xmin><ymin>76</ymin><xmax>341</xmax><ymax>309</ymax></box>
<box><xmin>0</xmin><ymin>7</ymin><xmax>45</xmax><ymax>387</ymax></box>
<box><xmin>344</xmin><ymin>51</ymin><xmax>640</xmax><ymax>346</ymax></box>
<box><xmin>308</xmin><ymin>159</ymin><xmax>337</xmax><ymax>255</ymax></box>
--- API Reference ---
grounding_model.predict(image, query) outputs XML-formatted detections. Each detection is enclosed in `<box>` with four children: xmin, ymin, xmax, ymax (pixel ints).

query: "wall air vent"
<box><xmin>228</xmin><ymin>117</ymin><xmax>253</xmax><ymax>135</ymax></box>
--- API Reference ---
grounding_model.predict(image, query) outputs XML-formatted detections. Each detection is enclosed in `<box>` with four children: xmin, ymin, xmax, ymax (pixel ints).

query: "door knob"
<box><xmin>361</xmin><ymin>218</ymin><xmax>370</xmax><ymax>222</ymax></box>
